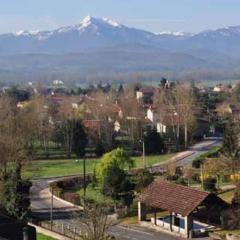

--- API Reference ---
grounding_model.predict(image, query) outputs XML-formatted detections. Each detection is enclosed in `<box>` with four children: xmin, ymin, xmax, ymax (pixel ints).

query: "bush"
<box><xmin>144</xmin><ymin>130</ymin><xmax>165</xmax><ymax>154</ymax></box>
<box><xmin>192</xmin><ymin>146</ymin><xmax>221</xmax><ymax>168</ymax></box>
<box><xmin>232</xmin><ymin>183</ymin><xmax>240</xmax><ymax>207</ymax></box>
<box><xmin>95</xmin><ymin>141</ymin><xmax>105</xmax><ymax>157</ymax></box>
<box><xmin>134</xmin><ymin>170</ymin><xmax>154</xmax><ymax>192</ymax></box>
<box><xmin>175</xmin><ymin>178</ymin><xmax>188</xmax><ymax>186</ymax></box>
<box><xmin>221</xmin><ymin>209</ymin><xmax>240</xmax><ymax>230</ymax></box>
<box><xmin>62</xmin><ymin>192</ymin><xmax>80</xmax><ymax>205</ymax></box>
<box><xmin>203</xmin><ymin>177</ymin><xmax>217</xmax><ymax>193</ymax></box>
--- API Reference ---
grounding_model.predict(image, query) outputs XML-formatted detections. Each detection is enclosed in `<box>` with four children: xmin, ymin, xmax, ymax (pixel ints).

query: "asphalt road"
<box><xmin>30</xmin><ymin>140</ymin><xmax>219</xmax><ymax>240</ymax></box>
<box><xmin>159</xmin><ymin>140</ymin><xmax>221</xmax><ymax>168</ymax></box>
<box><xmin>110</xmin><ymin>225</ymin><xmax>182</xmax><ymax>240</ymax></box>
<box><xmin>30</xmin><ymin>180</ymin><xmax>179</xmax><ymax>240</ymax></box>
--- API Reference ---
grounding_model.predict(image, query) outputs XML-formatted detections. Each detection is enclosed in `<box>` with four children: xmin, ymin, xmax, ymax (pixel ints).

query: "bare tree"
<box><xmin>172</xmin><ymin>84</ymin><xmax>196</xmax><ymax>149</ymax></box>
<box><xmin>76</xmin><ymin>204</ymin><xmax>115</xmax><ymax>240</ymax></box>
<box><xmin>0</xmin><ymin>96</ymin><xmax>28</xmax><ymax>175</ymax></box>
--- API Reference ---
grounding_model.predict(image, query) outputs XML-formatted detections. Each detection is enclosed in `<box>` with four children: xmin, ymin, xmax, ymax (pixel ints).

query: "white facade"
<box><xmin>114</xmin><ymin>121</ymin><xmax>121</xmax><ymax>132</ymax></box>
<box><xmin>147</xmin><ymin>108</ymin><xmax>154</xmax><ymax>122</ymax></box>
<box><xmin>157</xmin><ymin>122</ymin><xmax>167</xmax><ymax>133</ymax></box>
<box><xmin>136</xmin><ymin>91</ymin><xmax>143</xmax><ymax>100</ymax></box>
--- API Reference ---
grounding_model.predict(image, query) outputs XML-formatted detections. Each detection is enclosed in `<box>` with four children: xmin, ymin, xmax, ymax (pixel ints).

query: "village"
<box><xmin>0</xmin><ymin>79</ymin><xmax>239</xmax><ymax>240</ymax></box>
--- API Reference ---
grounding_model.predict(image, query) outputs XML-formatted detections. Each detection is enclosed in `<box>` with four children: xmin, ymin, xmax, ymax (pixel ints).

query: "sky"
<box><xmin>0</xmin><ymin>0</ymin><xmax>240</xmax><ymax>34</ymax></box>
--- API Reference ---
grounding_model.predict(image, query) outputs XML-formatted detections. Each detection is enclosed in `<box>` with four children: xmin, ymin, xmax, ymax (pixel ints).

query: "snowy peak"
<box><xmin>101</xmin><ymin>17</ymin><xmax>122</xmax><ymax>28</ymax></box>
<box><xmin>14</xmin><ymin>30</ymin><xmax>40</xmax><ymax>37</ymax></box>
<box><xmin>197</xmin><ymin>25</ymin><xmax>240</xmax><ymax>38</ymax></box>
<box><xmin>156</xmin><ymin>31</ymin><xmax>192</xmax><ymax>37</ymax></box>
<box><xmin>13</xmin><ymin>16</ymin><xmax>123</xmax><ymax>39</ymax></box>
<box><xmin>77</xmin><ymin>16</ymin><xmax>122</xmax><ymax>31</ymax></box>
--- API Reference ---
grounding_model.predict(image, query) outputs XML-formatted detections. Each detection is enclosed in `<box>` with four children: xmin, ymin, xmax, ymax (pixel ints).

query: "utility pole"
<box><xmin>142</xmin><ymin>140</ymin><xmax>146</xmax><ymax>169</ymax></box>
<box><xmin>200</xmin><ymin>163</ymin><xmax>204</xmax><ymax>190</ymax></box>
<box><xmin>83</xmin><ymin>157</ymin><xmax>86</xmax><ymax>205</ymax></box>
<box><xmin>50</xmin><ymin>186</ymin><xmax>53</xmax><ymax>230</ymax></box>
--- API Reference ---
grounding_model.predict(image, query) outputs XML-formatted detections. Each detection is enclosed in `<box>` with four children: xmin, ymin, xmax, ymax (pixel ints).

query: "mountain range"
<box><xmin>1</xmin><ymin>16</ymin><xmax>240</xmax><ymax>83</ymax></box>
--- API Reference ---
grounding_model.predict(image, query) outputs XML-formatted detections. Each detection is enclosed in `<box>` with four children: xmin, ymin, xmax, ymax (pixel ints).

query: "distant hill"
<box><xmin>1</xmin><ymin>16</ymin><xmax>240</xmax><ymax>83</ymax></box>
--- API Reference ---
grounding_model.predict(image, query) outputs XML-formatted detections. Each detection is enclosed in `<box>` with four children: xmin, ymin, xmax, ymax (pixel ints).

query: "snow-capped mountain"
<box><xmin>1</xmin><ymin>16</ymin><xmax>240</xmax><ymax>58</ymax></box>
<box><xmin>0</xmin><ymin>16</ymin><xmax>159</xmax><ymax>54</ymax></box>
<box><xmin>1</xmin><ymin>16</ymin><xmax>240</xmax><ymax>83</ymax></box>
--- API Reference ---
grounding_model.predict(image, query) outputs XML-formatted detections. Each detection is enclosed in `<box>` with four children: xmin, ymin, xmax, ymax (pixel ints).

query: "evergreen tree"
<box><xmin>144</xmin><ymin>130</ymin><xmax>165</xmax><ymax>154</ymax></box>
<box><xmin>72</xmin><ymin>120</ymin><xmax>88</xmax><ymax>158</ymax></box>
<box><xmin>1</xmin><ymin>166</ymin><xmax>32</xmax><ymax>222</ymax></box>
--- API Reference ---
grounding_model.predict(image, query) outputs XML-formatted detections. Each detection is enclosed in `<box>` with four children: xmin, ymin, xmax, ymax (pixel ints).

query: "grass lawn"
<box><xmin>218</xmin><ymin>190</ymin><xmax>235</xmax><ymax>204</ymax></box>
<box><xmin>37</xmin><ymin>233</ymin><xmax>56</xmax><ymax>240</ymax></box>
<box><xmin>79</xmin><ymin>186</ymin><xmax>115</xmax><ymax>205</ymax></box>
<box><xmin>132</xmin><ymin>154</ymin><xmax>174</xmax><ymax>169</ymax></box>
<box><xmin>23</xmin><ymin>153</ymin><xmax>174</xmax><ymax>178</ymax></box>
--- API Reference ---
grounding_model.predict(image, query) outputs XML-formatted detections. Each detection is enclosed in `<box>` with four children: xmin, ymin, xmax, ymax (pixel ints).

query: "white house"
<box><xmin>157</xmin><ymin>122</ymin><xmax>167</xmax><ymax>133</ymax></box>
<box><xmin>114</xmin><ymin>120</ymin><xmax>121</xmax><ymax>132</ymax></box>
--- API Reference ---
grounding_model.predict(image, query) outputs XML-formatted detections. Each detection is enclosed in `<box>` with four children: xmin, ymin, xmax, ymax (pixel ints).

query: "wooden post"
<box><xmin>169</xmin><ymin>212</ymin><xmax>173</xmax><ymax>232</ymax></box>
<box><xmin>154</xmin><ymin>209</ymin><xmax>157</xmax><ymax>225</ymax></box>
<box><xmin>184</xmin><ymin>215</ymin><xmax>193</xmax><ymax>239</ymax></box>
<box><xmin>138</xmin><ymin>202</ymin><xmax>146</xmax><ymax>221</ymax></box>
<box><xmin>201</xmin><ymin>163</ymin><xmax>204</xmax><ymax>190</ymax></box>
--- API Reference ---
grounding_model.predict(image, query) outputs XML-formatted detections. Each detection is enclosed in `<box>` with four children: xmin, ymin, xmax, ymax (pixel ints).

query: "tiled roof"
<box><xmin>139</xmin><ymin>179</ymin><xmax>210</xmax><ymax>216</ymax></box>
<box><xmin>83</xmin><ymin>120</ymin><xmax>101</xmax><ymax>129</ymax></box>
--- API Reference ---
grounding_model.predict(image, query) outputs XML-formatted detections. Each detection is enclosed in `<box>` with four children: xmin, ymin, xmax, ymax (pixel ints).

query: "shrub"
<box><xmin>62</xmin><ymin>192</ymin><xmax>80</xmax><ymax>205</ymax></box>
<box><xmin>232</xmin><ymin>183</ymin><xmax>240</xmax><ymax>207</ymax></box>
<box><xmin>221</xmin><ymin>208</ymin><xmax>240</xmax><ymax>230</ymax></box>
<box><xmin>192</xmin><ymin>146</ymin><xmax>221</xmax><ymax>168</ymax></box>
<box><xmin>203</xmin><ymin>177</ymin><xmax>217</xmax><ymax>193</ymax></box>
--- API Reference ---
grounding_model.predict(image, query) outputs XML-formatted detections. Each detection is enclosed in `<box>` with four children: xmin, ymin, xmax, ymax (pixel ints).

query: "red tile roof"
<box><xmin>139</xmin><ymin>179</ymin><xmax>210</xmax><ymax>216</ymax></box>
<box><xmin>83</xmin><ymin>120</ymin><xmax>101</xmax><ymax>129</ymax></box>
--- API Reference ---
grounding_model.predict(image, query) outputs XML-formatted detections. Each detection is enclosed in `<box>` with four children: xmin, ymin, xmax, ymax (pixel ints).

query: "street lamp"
<box><xmin>83</xmin><ymin>157</ymin><xmax>86</xmax><ymax>204</ymax></box>
<box><xmin>139</xmin><ymin>139</ymin><xmax>146</xmax><ymax>169</ymax></box>
<box><xmin>50</xmin><ymin>186</ymin><xmax>53</xmax><ymax>230</ymax></box>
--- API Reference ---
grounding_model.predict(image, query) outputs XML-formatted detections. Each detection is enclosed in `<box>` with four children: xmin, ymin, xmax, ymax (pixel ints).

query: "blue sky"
<box><xmin>1</xmin><ymin>0</ymin><xmax>240</xmax><ymax>34</ymax></box>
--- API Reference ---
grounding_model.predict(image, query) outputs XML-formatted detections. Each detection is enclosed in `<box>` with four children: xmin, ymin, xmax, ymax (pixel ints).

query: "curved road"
<box><xmin>31</xmin><ymin>140</ymin><xmax>219</xmax><ymax>239</ymax></box>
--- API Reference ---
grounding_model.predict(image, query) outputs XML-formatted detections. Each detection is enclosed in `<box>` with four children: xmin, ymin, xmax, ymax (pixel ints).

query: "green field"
<box><xmin>37</xmin><ymin>233</ymin><xmax>56</xmax><ymax>240</ymax></box>
<box><xmin>24</xmin><ymin>153</ymin><xmax>174</xmax><ymax>178</ymax></box>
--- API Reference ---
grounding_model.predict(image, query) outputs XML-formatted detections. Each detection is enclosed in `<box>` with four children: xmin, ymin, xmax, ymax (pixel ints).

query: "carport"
<box><xmin>138</xmin><ymin>179</ymin><xmax>228</xmax><ymax>238</ymax></box>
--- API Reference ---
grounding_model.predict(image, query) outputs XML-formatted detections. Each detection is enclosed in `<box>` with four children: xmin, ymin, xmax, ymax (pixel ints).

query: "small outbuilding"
<box><xmin>138</xmin><ymin>179</ymin><xmax>228</xmax><ymax>238</ymax></box>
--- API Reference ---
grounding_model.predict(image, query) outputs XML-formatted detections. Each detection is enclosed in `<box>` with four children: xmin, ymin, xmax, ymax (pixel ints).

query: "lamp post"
<box><xmin>142</xmin><ymin>140</ymin><xmax>146</xmax><ymax>169</ymax></box>
<box><xmin>50</xmin><ymin>186</ymin><xmax>53</xmax><ymax>230</ymax></box>
<box><xmin>139</xmin><ymin>138</ymin><xmax>146</xmax><ymax>169</ymax></box>
<box><xmin>83</xmin><ymin>157</ymin><xmax>86</xmax><ymax>205</ymax></box>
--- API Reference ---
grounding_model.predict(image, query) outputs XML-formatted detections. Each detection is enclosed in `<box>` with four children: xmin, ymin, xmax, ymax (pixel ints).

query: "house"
<box><xmin>114</xmin><ymin>120</ymin><xmax>121</xmax><ymax>132</ymax></box>
<box><xmin>215</xmin><ymin>103</ymin><xmax>240</xmax><ymax>119</ymax></box>
<box><xmin>213</xmin><ymin>84</ymin><xmax>232</xmax><ymax>93</ymax></box>
<box><xmin>138</xmin><ymin>179</ymin><xmax>228</xmax><ymax>239</ymax></box>
<box><xmin>53</xmin><ymin>80</ymin><xmax>64</xmax><ymax>86</ymax></box>
<box><xmin>146</xmin><ymin>106</ymin><xmax>157</xmax><ymax>123</ymax></box>
<box><xmin>136</xmin><ymin>87</ymin><xmax>155</xmax><ymax>104</ymax></box>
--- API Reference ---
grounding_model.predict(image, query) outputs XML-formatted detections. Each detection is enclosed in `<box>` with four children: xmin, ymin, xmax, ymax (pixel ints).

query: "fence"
<box><xmin>32</xmin><ymin>220</ymin><xmax>83</xmax><ymax>240</ymax></box>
